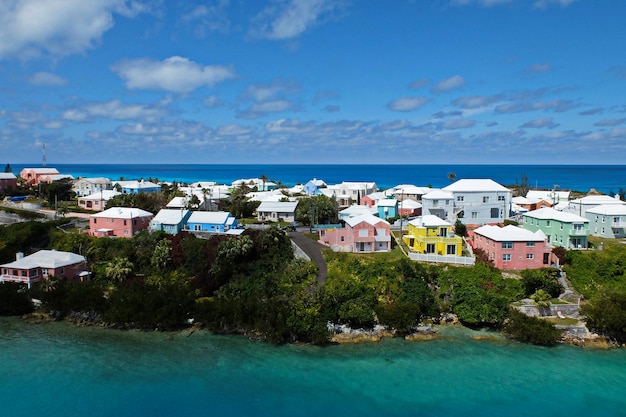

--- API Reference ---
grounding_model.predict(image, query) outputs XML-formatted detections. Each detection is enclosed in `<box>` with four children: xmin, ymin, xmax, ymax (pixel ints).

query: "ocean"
<box><xmin>2</xmin><ymin>318</ymin><xmax>625</xmax><ymax>417</ymax></box>
<box><xmin>12</xmin><ymin>163</ymin><xmax>626</xmax><ymax>194</ymax></box>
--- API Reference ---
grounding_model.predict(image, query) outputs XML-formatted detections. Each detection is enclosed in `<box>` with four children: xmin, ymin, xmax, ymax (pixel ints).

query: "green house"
<box><xmin>522</xmin><ymin>207</ymin><xmax>589</xmax><ymax>249</ymax></box>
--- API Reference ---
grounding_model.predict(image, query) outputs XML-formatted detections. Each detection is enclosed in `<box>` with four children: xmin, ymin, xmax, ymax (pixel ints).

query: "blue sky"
<box><xmin>1</xmin><ymin>0</ymin><xmax>625</xmax><ymax>165</ymax></box>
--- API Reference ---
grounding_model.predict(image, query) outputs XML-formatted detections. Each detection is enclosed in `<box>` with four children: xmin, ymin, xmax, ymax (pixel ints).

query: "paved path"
<box><xmin>288</xmin><ymin>231</ymin><xmax>328</xmax><ymax>286</ymax></box>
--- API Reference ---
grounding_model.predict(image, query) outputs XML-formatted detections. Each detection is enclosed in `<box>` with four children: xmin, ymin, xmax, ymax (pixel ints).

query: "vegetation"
<box><xmin>581</xmin><ymin>291</ymin><xmax>626</xmax><ymax>344</ymax></box>
<box><xmin>520</xmin><ymin>268</ymin><xmax>563</xmax><ymax>298</ymax></box>
<box><xmin>295</xmin><ymin>194</ymin><xmax>339</xmax><ymax>226</ymax></box>
<box><xmin>503</xmin><ymin>309</ymin><xmax>563</xmax><ymax>346</ymax></box>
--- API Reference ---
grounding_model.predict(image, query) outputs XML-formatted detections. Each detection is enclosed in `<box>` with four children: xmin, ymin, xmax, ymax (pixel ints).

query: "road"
<box><xmin>288</xmin><ymin>231</ymin><xmax>328</xmax><ymax>286</ymax></box>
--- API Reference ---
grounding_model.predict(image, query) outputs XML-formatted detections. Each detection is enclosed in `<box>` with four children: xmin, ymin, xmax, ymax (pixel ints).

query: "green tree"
<box><xmin>581</xmin><ymin>291</ymin><xmax>626</xmax><ymax>343</ymax></box>
<box><xmin>151</xmin><ymin>238</ymin><xmax>172</xmax><ymax>272</ymax></box>
<box><xmin>104</xmin><ymin>257</ymin><xmax>134</xmax><ymax>284</ymax></box>
<box><xmin>4</xmin><ymin>163</ymin><xmax>12</xmax><ymax>173</ymax></box>
<box><xmin>503</xmin><ymin>309</ymin><xmax>562</xmax><ymax>345</ymax></box>
<box><xmin>530</xmin><ymin>289</ymin><xmax>551</xmax><ymax>316</ymax></box>
<box><xmin>454</xmin><ymin>219</ymin><xmax>467</xmax><ymax>237</ymax></box>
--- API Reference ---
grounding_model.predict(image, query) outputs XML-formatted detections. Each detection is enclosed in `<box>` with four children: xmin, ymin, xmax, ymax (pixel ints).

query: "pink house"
<box><xmin>90</xmin><ymin>207</ymin><xmax>153</xmax><ymax>238</ymax></box>
<box><xmin>0</xmin><ymin>173</ymin><xmax>18</xmax><ymax>191</ymax></box>
<box><xmin>1</xmin><ymin>250</ymin><xmax>88</xmax><ymax>288</ymax></box>
<box><xmin>471</xmin><ymin>224</ymin><xmax>554</xmax><ymax>270</ymax></box>
<box><xmin>318</xmin><ymin>213</ymin><xmax>391</xmax><ymax>253</ymax></box>
<box><xmin>19</xmin><ymin>167</ymin><xmax>59</xmax><ymax>186</ymax></box>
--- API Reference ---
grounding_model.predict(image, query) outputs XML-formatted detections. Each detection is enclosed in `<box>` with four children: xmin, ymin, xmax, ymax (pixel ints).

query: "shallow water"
<box><xmin>2</xmin><ymin>319</ymin><xmax>625</xmax><ymax>417</ymax></box>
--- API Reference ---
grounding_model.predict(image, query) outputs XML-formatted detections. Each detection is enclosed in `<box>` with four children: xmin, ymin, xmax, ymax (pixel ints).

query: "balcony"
<box><xmin>568</xmin><ymin>228</ymin><xmax>588</xmax><ymax>236</ymax></box>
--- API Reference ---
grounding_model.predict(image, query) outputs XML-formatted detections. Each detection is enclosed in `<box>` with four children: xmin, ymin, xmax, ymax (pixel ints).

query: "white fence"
<box><xmin>408</xmin><ymin>253</ymin><xmax>475</xmax><ymax>266</ymax></box>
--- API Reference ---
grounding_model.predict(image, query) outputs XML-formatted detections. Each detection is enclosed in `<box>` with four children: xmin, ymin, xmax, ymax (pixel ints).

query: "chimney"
<box><xmin>16</xmin><ymin>252</ymin><xmax>24</xmax><ymax>261</ymax></box>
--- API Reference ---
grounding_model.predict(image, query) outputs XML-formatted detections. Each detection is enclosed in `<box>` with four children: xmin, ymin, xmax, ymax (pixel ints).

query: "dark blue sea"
<box><xmin>14</xmin><ymin>164</ymin><xmax>626</xmax><ymax>194</ymax></box>
<box><xmin>2</xmin><ymin>318</ymin><xmax>625</xmax><ymax>417</ymax></box>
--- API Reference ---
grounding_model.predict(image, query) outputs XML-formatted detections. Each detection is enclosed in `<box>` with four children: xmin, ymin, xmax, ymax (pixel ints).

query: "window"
<box><xmin>426</xmin><ymin>244</ymin><xmax>436</xmax><ymax>253</ymax></box>
<box><xmin>340</xmin><ymin>236</ymin><xmax>345</xmax><ymax>242</ymax></box>
<box><xmin>502</xmin><ymin>254</ymin><xmax>511</xmax><ymax>261</ymax></box>
<box><xmin>358</xmin><ymin>229</ymin><xmax>369</xmax><ymax>237</ymax></box>
<box><xmin>526</xmin><ymin>253</ymin><xmax>534</xmax><ymax>259</ymax></box>
<box><xmin>471</xmin><ymin>212</ymin><xmax>478</xmax><ymax>218</ymax></box>
<box><xmin>432</xmin><ymin>199</ymin><xmax>439</xmax><ymax>205</ymax></box>
<box><xmin>123</xmin><ymin>230</ymin><xmax>129</xmax><ymax>235</ymax></box>
<box><xmin>502</xmin><ymin>241</ymin><xmax>513</xmax><ymax>249</ymax></box>
<box><xmin>526</xmin><ymin>241</ymin><xmax>535</xmax><ymax>247</ymax></box>
<box><xmin>457</xmin><ymin>196</ymin><xmax>464</xmax><ymax>202</ymax></box>
<box><xmin>123</xmin><ymin>220</ymin><xmax>127</xmax><ymax>226</ymax></box>
<box><xmin>483</xmin><ymin>196</ymin><xmax>489</xmax><ymax>203</ymax></box>
<box><xmin>560</xmin><ymin>223</ymin><xmax>563</xmax><ymax>230</ymax></box>
<box><xmin>446</xmin><ymin>245</ymin><xmax>456</xmax><ymax>255</ymax></box>
<box><xmin>194</xmin><ymin>225</ymin><xmax>201</xmax><ymax>231</ymax></box>
<box><xmin>498</xmin><ymin>195</ymin><xmax>505</xmax><ymax>202</ymax></box>
<box><xmin>546</xmin><ymin>220</ymin><xmax>551</xmax><ymax>227</ymax></box>
<box><xmin>93</xmin><ymin>218</ymin><xmax>97</xmax><ymax>224</ymax></box>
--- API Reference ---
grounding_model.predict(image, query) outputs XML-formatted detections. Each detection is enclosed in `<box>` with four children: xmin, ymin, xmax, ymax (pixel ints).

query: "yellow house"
<box><xmin>403</xmin><ymin>215</ymin><xmax>463</xmax><ymax>256</ymax></box>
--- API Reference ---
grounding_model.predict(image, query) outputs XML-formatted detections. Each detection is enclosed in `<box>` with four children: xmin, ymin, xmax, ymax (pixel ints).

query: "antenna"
<box><xmin>42</xmin><ymin>143</ymin><xmax>47</xmax><ymax>167</ymax></box>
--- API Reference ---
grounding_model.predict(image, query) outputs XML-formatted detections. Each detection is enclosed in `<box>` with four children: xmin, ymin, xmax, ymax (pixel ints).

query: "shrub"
<box><xmin>503</xmin><ymin>309</ymin><xmax>563</xmax><ymax>346</ymax></box>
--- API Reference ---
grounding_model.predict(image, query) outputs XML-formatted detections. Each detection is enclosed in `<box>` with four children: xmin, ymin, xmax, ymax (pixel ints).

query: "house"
<box><xmin>303</xmin><ymin>178</ymin><xmax>326</xmax><ymax>195</ymax></box>
<box><xmin>90</xmin><ymin>207</ymin><xmax>153</xmax><ymax>238</ymax></box>
<box><xmin>77</xmin><ymin>190</ymin><xmax>121</xmax><ymax>211</ymax></box>
<box><xmin>439</xmin><ymin>179</ymin><xmax>512</xmax><ymax>225</ymax></box>
<box><xmin>0</xmin><ymin>172</ymin><xmax>17</xmax><ymax>191</ymax></box>
<box><xmin>338</xmin><ymin>204</ymin><xmax>378</xmax><ymax>221</ymax></box>
<box><xmin>116</xmin><ymin>180</ymin><xmax>161</xmax><ymax>194</ymax></box>
<box><xmin>256</xmin><ymin>201</ymin><xmax>298</xmax><ymax>223</ymax></box>
<box><xmin>527</xmin><ymin>189</ymin><xmax>570</xmax><ymax>205</ymax></box>
<box><xmin>320</xmin><ymin>181</ymin><xmax>377</xmax><ymax>208</ymax></box>
<box><xmin>1</xmin><ymin>250</ymin><xmax>88</xmax><ymax>288</ymax></box>
<box><xmin>387</xmin><ymin>185</ymin><xmax>433</xmax><ymax>202</ymax></box>
<box><xmin>376</xmin><ymin>198</ymin><xmax>398</xmax><ymax>219</ymax></box>
<box><xmin>185</xmin><ymin>211</ymin><xmax>238</xmax><ymax>234</ymax></box>
<box><xmin>563</xmin><ymin>194</ymin><xmax>625</xmax><ymax>217</ymax></box>
<box><xmin>420</xmin><ymin>189</ymin><xmax>454</xmax><ymax>221</ymax></box>
<box><xmin>585</xmin><ymin>205</ymin><xmax>626</xmax><ymax>239</ymax></box>
<box><xmin>361</xmin><ymin>191</ymin><xmax>387</xmax><ymax>208</ymax></box>
<box><xmin>398</xmin><ymin>199</ymin><xmax>422</xmax><ymax>217</ymax></box>
<box><xmin>150</xmin><ymin>209</ymin><xmax>192</xmax><ymax>235</ymax></box>
<box><xmin>19</xmin><ymin>167</ymin><xmax>60</xmax><ymax>186</ymax></box>
<box><xmin>512</xmin><ymin>196</ymin><xmax>552</xmax><ymax>212</ymax></box>
<box><xmin>318</xmin><ymin>213</ymin><xmax>391</xmax><ymax>253</ymax></box>
<box><xmin>232</xmin><ymin>178</ymin><xmax>277</xmax><ymax>191</ymax></box>
<box><xmin>522</xmin><ymin>207</ymin><xmax>589</xmax><ymax>249</ymax></box>
<box><xmin>471</xmin><ymin>225</ymin><xmax>554</xmax><ymax>270</ymax></box>
<box><xmin>37</xmin><ymin>174</ymin><xmax>74</xmax><ymax>184</ymax></box>
<box><xmin>403</xmin><ymin>215</ymin><xmax>463</xmax><ymax>256</ymax></box>
<box><xmin>72</xmin><ymin>177</ymin><xmax>112</xmax><ymax>197</ymax></box>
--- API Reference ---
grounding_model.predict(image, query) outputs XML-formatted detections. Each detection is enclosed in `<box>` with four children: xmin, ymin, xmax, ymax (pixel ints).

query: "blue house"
<box><xmin>303</xmin><ymin>178</ymin><xmax>326</xmax><ymax>196</ymax></box>
<box><xmin>377</xmin><ymin>198</ymin><xmax>398</xmax><ymax>219</ymax></box>
<box><xmin>185</xmin><ymin>211</ymin><xmax>238</xmax><ymax>233</ymax></box>
<box><xmin>117</xmin><ymin>180</ymin><xmax>161</xmax><ymax>194</ymax></box>
<box><xmin>150</xmin><ymin>209</ymin><xmax>192</xmax><ymax>235</ymax></box>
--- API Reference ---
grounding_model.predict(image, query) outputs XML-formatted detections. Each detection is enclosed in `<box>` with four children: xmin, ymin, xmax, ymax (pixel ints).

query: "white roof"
<box><xmin>586</xmin><ymin>204</ymin><xmax>626</xmax><ymax>216</ymax></box>
<box><xmin>152</xmin><ymin>209</ymin><xmax>190</xmax><ymax>224</ymax></box>
<box><xmin>365</xmin><ymin>191</ymin><xmax>387</xmax><ymax>201</ymax></box>
<box><xmin>339</xmin><ymin>205</ymin><xmax>378</xmax><ymax>217</ymax></box>
<box><xmin>345</xmin><ymin>213</ymin><xmax>389</xmax><ymax>228</ymax></box>
<box><xmin>45</xmin><ymin>174</ymin><xmax>74</xmax><ymax>181</ymax></box>
<box><xmin>570</xmin><ymin>195</ymin><xmax>625</xmax><ymax>205</ymax></box>
<box><xmin>166</xmin><ymin>196</ymin><xmax>188</xmax><ymax>208</ymax></box>
<box><xmin>81</xmin><ymin>190</ymin><xmax>120</xmax><ymax>200</ymax></box>
<box><xmin>257</xmin><ymin>201</ymin><xmax>298</xmax><ymax>212</ymax></box>
<box><xmin>527</xmin><ymin>190</ymin><xmax>570</xmax><ymax>201</ymax></box>
<box><xmin>398</xmin><ymin>199</ymin><xmax>421</xmax><ymax>209</ymax></box>
<box><xmin>443</xmin><ymin>179</ymin><xmax>510</xmax><ymax>192</ymax></box>
<box><xmin>391</xmin><ymin>185</ymin><xmax>432</xmax><ymax>195</ymax></box>
<box><xmin>474</xmin><ymin>224</ymin><xmax>546</xmax><ymax>242</ymax></box>
<box><xmin>376</xmin><ymin>198</ymin><xmax>397</xmax><ymax>207</ymax></box>
<box><xmin>92</xmin><ymin>207</ymin><xmax>153</xmax><ymax>219</ymax></box>
<box><xmin>1</xmin><ymin>250</ymin><xmax>85</xmax><ymax>269</ymax></box>
<box><xmin>188</xmin><ymin>211</ymin><xmax>232</xmax><ymax>224</ymax></box>
<box><xmin>77</xmin><ymin>177</ymin><xmax>111</xmax><ymax>185</ymax></box>
<box><xmin>408</xmin><ymin>215</ymin><xmax>451</xmax><ymax>227</ymax></box>
<box><xmin>22</xmin><ymin>168</ymin><xmax>59</xmax><ymax>174</ymax></box>
<box><xmin>0</xmin><ymin>173</ymin><xmax>17</xmax><ymax>179</ymax></box>
<box><xmin>116</xmin><ymin>180</ymin><xmax>160</xmax><ymax>189</ymax></box>
<box><xmin>423</xmin><ymin>189</ymin><xmax>453</xmax><ymax>200</ymax></box>
<box><xmin>524</xmin><ymin>207</ymin><xmax>588</xmax><ymax>223</ymax></box>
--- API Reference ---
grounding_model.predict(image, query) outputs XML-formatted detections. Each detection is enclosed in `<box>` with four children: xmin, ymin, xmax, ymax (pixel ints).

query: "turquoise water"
<box><xmin>2</xmin><ymin>318</ymin><xmax>625</xmax><ymax>417</ymax></box>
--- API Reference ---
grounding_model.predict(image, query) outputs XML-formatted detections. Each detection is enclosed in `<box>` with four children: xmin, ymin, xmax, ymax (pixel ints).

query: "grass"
<box><xmin>543</xmin><ymin>317</ymin><xmax>580</xmax><ymax>326</ymax></box>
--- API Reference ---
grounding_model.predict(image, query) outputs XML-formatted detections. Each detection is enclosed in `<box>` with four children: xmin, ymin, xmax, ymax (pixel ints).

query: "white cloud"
<box><xmin>29</xmin><ymin>71</ymin><xmax>67</xmax><ymax>86</ymax></box>
<box><xmin>450</xmin><ymin>0</ymin><xmax>513</xmax><ymax>7</ymax></box>
<box><xmin>111</xmin><ymin>56</ymin><xmax>235</xmax><ymax>93</ymax></box>
<box><xmin>388</xmin><ymin>97</ymin><xmax>430</xmax><ymax>112</ymax></box>
<box><xmin>63</xmin><ymin>99</ymin><xmax>165</xmax><ymax>121</ymax></box>
<box><xmin>0</xmin><ymin>0</ymin><xmax>149</xmax><ymax>60</ymax></box>
<box><xmin>250</xmin><ymin>0</ymin><xmax>343</xmax><ymax>40</ymax></box>
<box><xmin>249</xmin><ymin>100</ymin><xmax>294</xmax><ymax>113</ymax></box>
<box><xmin>533</xmin><ymin>0</ymin><xmax>576</xmax><ymax>9</ymax></box>
<box><xmin>442</xmin><ymin>119</ymin><xmax>476</xmax><ymax>129</ymax></box>
<box><xmin>203</xmin><ymin>95</ymin><xmax>224</xmax><ymax>108</ymax></box>
<box><xmin>520</xmin><ymin>117</ymin><xmax>558</xmax><ymax>128</ymax></box>
<box><xmin>432</xmin><ymin>75</ymin><xmax>465</xmax><ymax>93</ymax></box>
<box><xmin>180</xmin><ymin>1</ymin><xmax>230</xmax><ymax>37</ymax></box>
<box><xmin>216</xmin><ymin>124</ymin><xmax>256</xmax><ymax>136</ymax></box>
<box><xmin>452</xmin><ymin>95</ymin><xmax>502</xmax><ymax>109</ymax></box>
<box><xmin>43</xmin><ymin>120</ymin><xmax>65</xmax><ymax>129</ymax></box>
<box><xmin>594</xmin><ymin>118</ymin><xmax>626</xmax><ymax>127</ymax></box>
<box><xmin>243</xmin><ymin>80</ymin><xmax>299</xmax><ymax>102</ymax></box>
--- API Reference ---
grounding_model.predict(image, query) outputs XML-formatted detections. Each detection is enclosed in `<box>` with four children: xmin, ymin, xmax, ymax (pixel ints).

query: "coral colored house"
<box><xmin>90</xmin><ymin>207</ymin><xmax>153</xmax><ymax>238</ymax></box>
<box><xmin>1</xmin><ymin>250</ymin><xmax>88</xmax><ymax>288</ymax></box>
<box><xmin>471</xmin><ymin>224</ymin><xmax>554</xmax><ymax>270</ymax></box>
<box><xmin>0</xmin><ymin>173</ymin><xmax>18</xmax><ymax>191</ymax></box>
<box><xmin>318</xmin><ymin>213</ymin><xmax>391</xmax><ymax>253</ymax></box>
<box><xmin>19</xmin><ymin>167</ymin><xmax>60</xmax><ymax>186</ymax></box>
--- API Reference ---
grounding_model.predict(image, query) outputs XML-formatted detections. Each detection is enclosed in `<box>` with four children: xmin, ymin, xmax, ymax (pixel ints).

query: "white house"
<box><xmin>420</xmin><ymin>189</ymin><xmax>454</xmax><ymax>221</ymax></box>
<box><xmin>256</xmin><ymin>201</ymin><xmax>299</xmax><ymax>223</ymax></box>
<box><xmin>585</xmin><ymin>205</ymin><xmax>626</xmax><ymax>239</ymax></box>
<box><xmin>440</xmin><ymin>179</ymin><xmax>512</xmax><ymax>225</ymax></box>
<box><xmin>72</xmin><ymin>177</ymin><xmax>112</xmax><ymax>197</ymax></box>
<box><xmin>564</xmin><ymin>194</ymin><xmax>625</xmax><ymax>217</ymax></box>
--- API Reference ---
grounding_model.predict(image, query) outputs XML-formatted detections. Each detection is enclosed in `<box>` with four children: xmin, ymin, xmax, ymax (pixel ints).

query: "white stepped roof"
<box><xmin>474</xmin><ymin>224</ymin><xmax>546</xmax><ymax>242</ymax></box>
<box><xmin>443</xmin><ymin>179</ymin><xmax>509</xmax><ymax>192</ymax></box>
<box><xmin>1</xmin><ymin>250</ymin><xmax>84</xmax><ymax>269</ymax></box>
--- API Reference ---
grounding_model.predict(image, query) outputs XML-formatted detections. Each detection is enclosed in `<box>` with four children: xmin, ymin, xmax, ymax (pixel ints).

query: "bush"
<box><xmin>503</xmin><ymin>309</ymin><xmax>563</xmax><ymax>346</ymax></box>
<box><xmin>0</xmin><ymin>283</ymin><xmax>33</xmax><ymax>315</ymax></box>
<box><xmin>581</xmin><ymin>291</ymin><xmax>626</xmax><ymax>344</ymax></box>
<box><xmin>521</xmin><ymin>268</ymin><xmax>563</xmax><ymax>298</ymax></box>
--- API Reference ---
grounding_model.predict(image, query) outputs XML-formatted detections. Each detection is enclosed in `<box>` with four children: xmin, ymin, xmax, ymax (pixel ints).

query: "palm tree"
<box><xmin>104</xmin><ymin>257</ymin><xmax>134</xmax><ymax>284</ymax></box>
<box><xmin>531</xmin><ymin>289</ymin><xmax>552</xmax><ymax>316</ymax></box>
<box><xmin>260</xmin><ymin>174</ymin><xmax>268</xmax><ymax>191</ymax></box>
<box><xmin>447</xmin><ymin>172</ymin><xmax>457</xmax><ymax>183</ymax></box>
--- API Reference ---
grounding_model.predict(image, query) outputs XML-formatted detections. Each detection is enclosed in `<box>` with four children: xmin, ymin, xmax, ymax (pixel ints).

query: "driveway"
<box><xmin>288</xmin><ymin>231</ymin><xmax>328</xmax><ymax>286</ymax></box>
